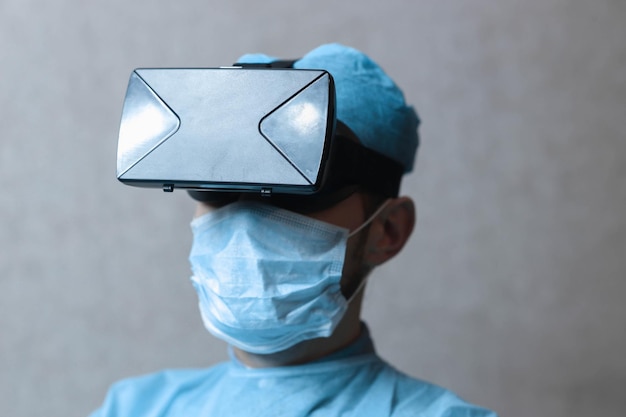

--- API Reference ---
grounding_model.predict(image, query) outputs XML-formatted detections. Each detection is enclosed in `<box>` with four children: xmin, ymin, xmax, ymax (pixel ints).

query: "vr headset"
<box><xmin>117</xmin><ymin>61</ymin><xmax>402</xmax><ymax>211</ymax></box>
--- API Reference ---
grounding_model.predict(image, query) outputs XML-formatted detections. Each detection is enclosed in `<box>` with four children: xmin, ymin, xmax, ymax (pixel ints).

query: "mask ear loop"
<box><xmin>344</xmin><ymin>199</ymin><xmax>391</xmax><ymax>303</ymax></box>
<box><xmin>347</xmin><ymin>199</ymin><xmax>390</xmax><ymax>238</ymax></box>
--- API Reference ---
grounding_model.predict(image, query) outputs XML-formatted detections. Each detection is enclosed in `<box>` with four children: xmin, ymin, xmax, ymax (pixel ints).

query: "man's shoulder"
<box><xmin>373</xmin><ymin>361</ymin><xmax>497</xmax><ymax>417</ymax></box>
<box><xmin>89</xmin><ymin>363</ymin><xmax>229</xmax><ymax>417</ymax></box>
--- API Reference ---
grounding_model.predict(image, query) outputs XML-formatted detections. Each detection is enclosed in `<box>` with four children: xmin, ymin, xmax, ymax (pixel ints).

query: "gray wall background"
<box><xmin>1</xmin><ymin>1</ymin><xmax>624</xmax><ymax>416</ymax></box>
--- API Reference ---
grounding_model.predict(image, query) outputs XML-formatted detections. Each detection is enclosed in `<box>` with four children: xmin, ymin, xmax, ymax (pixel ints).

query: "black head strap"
<box><xmin>233</xmin><ymin>59</ymin><xmax>298</xmax><ymax>68</ymax></box>
<box><xmin>324</xmin><ymin>136</ymin><xmax>403</xmax><ymax>198</ymax></box>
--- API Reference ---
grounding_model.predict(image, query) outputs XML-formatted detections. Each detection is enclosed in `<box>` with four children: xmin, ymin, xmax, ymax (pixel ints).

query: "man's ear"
<box><xmin>364</xmin><ymin>197</ymin><xmax>416</xmax><ymax>267</ymax></box>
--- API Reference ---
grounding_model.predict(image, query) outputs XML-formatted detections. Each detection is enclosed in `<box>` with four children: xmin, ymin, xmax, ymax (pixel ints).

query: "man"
<box><xmin>91</xmin><ymin>43</ymin><xmax>497</xmax><ymax>416</ymax></box>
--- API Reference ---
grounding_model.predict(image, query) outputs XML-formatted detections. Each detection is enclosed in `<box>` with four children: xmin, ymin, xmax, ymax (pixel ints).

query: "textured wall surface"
<box><xmin>1</xmin><ymin>1</ymin><xmax>624</xmax><ymax>416</ymax></box>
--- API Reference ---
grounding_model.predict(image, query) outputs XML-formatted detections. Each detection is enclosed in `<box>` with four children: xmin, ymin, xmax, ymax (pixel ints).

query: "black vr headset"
<box><xmin>117</xmin><ymin>60</ymin><xmax>403</xmax><ymax>211</ymax></box>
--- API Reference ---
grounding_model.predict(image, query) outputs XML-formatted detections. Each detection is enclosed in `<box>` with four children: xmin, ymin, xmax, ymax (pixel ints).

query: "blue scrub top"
<box><xmin>90</xmin><ymin>325</ymin><xmax>497</xmax><ymax>417</ymax></box>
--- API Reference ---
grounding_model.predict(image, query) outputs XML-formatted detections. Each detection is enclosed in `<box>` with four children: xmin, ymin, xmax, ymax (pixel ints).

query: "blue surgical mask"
<box><xmin>189</xmin><ymin>200</ymin><xmax>383</xmax><ymax>354</ymax></box>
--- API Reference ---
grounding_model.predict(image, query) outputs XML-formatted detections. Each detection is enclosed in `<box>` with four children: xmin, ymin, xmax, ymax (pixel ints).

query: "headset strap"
<box><xmin>233</xmin><ymin>59</ymin><xmax>298</xmax><ymax>68</ymax></box>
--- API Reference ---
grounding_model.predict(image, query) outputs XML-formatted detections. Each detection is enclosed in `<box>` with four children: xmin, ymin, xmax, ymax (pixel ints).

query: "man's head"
<box><xmin>197</xmin><ymin>42</ymin><xmax>420</xmax><ymax>279</ymax></box>
<box><xmin>190</xmin><ymin>44</ymin><xmax>419</xmax><ymax>365</ymax></box>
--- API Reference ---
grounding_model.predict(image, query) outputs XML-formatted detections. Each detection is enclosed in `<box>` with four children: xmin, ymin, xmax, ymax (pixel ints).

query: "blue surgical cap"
<box><xmin>236</xmin><ymin>43</ymin><xmax>420</xmax><ymax>173</ymax></box>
